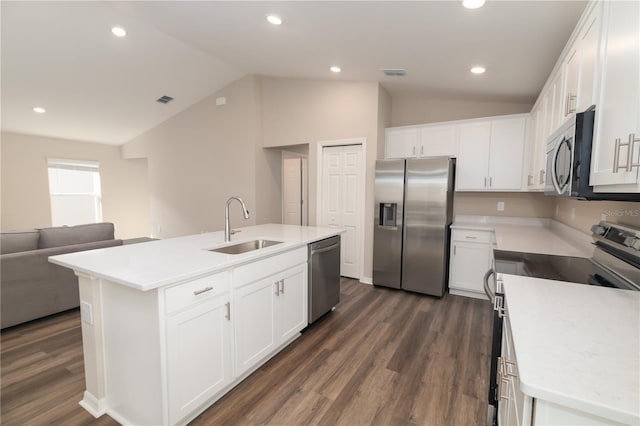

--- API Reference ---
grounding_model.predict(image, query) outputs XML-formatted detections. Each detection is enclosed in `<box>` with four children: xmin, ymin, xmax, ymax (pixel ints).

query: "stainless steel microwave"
<box><xmin>545</xmin><ymin>107</ymin><xmax>637</xmax><ymax>201</ymax></box>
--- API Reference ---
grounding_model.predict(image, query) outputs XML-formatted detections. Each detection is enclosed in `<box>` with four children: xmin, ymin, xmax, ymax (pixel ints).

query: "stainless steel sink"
<box><xmin>208</xmin><ymin>239</ymin><xmax>282</xmax><ymax>255</ymax></box>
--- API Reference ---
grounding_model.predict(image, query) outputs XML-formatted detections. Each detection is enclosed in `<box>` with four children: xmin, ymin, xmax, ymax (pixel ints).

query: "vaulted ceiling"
<box><xmin>1</xmin><ymin>1</ymin><xmax>586</xmax><ymax>145</ymax></box>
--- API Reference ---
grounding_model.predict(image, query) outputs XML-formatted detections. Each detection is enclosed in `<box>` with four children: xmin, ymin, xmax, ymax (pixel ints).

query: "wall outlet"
<box><xmin>80</xmin><ymin>301</ymin><xmax>94</xmax><ymax>325</ymax></box>
<box><xmin>497</xmin><ymin>201</ymin><xmax>505</xmax><ymax>212</ymax></box>
<box><xmin>216</xmin><ymin>96</ymin><xmax>226</xmax><ymax>106</ymax></box>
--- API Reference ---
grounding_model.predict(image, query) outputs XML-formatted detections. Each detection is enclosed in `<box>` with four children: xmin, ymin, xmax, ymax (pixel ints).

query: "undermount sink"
<box><xmin>208</xmin><ymin>239</ymin><xmax>282</xmax><ymax>255</ymax></box>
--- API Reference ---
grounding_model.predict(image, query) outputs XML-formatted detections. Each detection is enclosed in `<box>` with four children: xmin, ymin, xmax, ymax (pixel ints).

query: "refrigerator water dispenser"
<box><xmin>379</xmin><ymin>203</ymin><xmax>397</xmax><ymax>227</ymax></box>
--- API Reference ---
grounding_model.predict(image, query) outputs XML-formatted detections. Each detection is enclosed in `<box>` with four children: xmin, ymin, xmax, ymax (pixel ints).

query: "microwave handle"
<box><xmin>551</xmin><ymin>139</ymin><xmax>563</xmax><ymax>195</ymax></box>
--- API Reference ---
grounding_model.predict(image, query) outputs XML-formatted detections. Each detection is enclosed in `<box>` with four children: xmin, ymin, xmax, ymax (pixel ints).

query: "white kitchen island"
<box><xmin>49</xmin><ymin>224</ymin><xmax>343</xmax><ymax>426</ymax></box>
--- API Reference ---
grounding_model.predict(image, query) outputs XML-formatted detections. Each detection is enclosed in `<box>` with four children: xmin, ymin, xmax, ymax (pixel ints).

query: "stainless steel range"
<box><xmin>484</xmin><ymin>221</ymin><xmax>640</xmax><ymax>425</ymax></box>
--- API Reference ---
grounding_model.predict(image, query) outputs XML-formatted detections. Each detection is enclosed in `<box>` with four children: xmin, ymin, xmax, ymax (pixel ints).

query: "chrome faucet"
<box><xmin>225</xmin><ymin>196</ymin><xmax>250</xmax><ymax>242</ymax></box>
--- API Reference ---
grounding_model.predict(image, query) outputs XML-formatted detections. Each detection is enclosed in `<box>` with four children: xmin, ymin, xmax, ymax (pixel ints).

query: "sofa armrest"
<box><xmin>1</xmin><ymin>239</ymin><xmax>123</xmax><ymax>262</ymax></box>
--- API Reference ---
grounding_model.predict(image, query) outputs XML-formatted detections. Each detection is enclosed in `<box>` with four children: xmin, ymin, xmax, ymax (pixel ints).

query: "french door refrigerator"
<box><xmin>373</xmin><ymin>157</ymin><xmax>455</xmax><ymax>296</ymax></box>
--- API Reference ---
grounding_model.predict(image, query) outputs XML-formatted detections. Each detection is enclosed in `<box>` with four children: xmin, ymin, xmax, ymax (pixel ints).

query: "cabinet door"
<box><xmin>550</xmin><ymin>69</ymin><xmax>566</xmax><ymax>132</ymax></box>
<box><xmin>577</xmin><ymin>7</ymin><xmax>601</xmax><ymax>113</ymax></box>
<box><xmin>385</xmin><ymin>127</ymin><xmax>418</xmax><ymax>159</ymax></box>
<box><xmin>564</xmin><ymin>45</ymin><xmax>580</xmax><ymax>119</ymax></box>
<box><xmin>590</xmin><ymin>0</ymin><xmax>639</xmax><ymax>187</ymax></box>
<box><xmin>449</xmin><ymin>240</ymin><xmax>491</xmax><ymax>294</ymax></box>
<box><xmin>419</xmin><ymin>124</ymin><xmax>457</xmax><ymax>157</ymax></box>
<box><xmin>489</xmin><ymin>117</ymin><xmax>527</xmax><ymax>190</ymax></box>
<box><xmin>234</xmin><ymin>277</ymin><xmax>277</xmax><ymax>376</ymax></box>
<box><xmin>166</xmin><ymin>295</ymin><xmax>232</xmax><ymax>425</ymax></box>
<box><xmin>275</xmin><ymin>264</ymin><xmax>307</xmax><ymax>343</ymax></box>
<box><xmin>456</xmin><ymin>121</ymin><xmax>491</xmax><ymax>190</ymax></box>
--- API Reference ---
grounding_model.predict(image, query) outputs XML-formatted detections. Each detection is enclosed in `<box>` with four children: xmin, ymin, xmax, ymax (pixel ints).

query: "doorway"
<box><xmin>318</xmin><ymin>141</ymin><xmax>365</xmax><ymax>280</ymax></box>
<box><xmin>282</xmin><ymin>153</ymin><xmax>308</xmax><ymax>226</ymax></box>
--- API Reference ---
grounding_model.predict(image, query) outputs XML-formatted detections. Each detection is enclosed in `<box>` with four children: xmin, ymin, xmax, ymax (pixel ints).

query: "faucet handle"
<box><xmin>230</xmin><ymin>229</ymin><xmax>241</xmax><ymax>235</ymax></box>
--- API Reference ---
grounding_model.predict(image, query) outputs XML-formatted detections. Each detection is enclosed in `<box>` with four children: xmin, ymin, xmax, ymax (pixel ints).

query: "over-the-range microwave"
<box><xmin>545</xmin><ymin>106</ymin><xmax>637</xmax><ymax>201</ymax></box>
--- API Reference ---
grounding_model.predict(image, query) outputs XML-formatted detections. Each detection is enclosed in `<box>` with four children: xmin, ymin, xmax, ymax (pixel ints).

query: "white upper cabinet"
<box><xmin>419</xmin><ymin>124</ymin><xmax>457</xmax><ymax>157</ymax></box>
<box><xmin>385</xmin><ymin>123</ymin><xmax>457</xmax><ymax>159</ymax></box>
<box><xmin>456</xmin><ymin>116</ymin><xmax>527</xmax><ymax>191</ymax></box>
<box><xmin>576</xmin><ymin>8</ymin><xmax>601</xmax><ymax>113</ymax></box>
<box><xmin>527</xmin><ymin>92</ymin><xmax>549</xmax><ymax>190</ymax></box>
<box><xmin>590</xmin><ymin>0</ymin><xmax>640</xmax><ymax>189</ymax></box>
<box><xmin>385</xmin><ymin>127</ymin><xmax>419</xmax><ymax>159</ymax></box>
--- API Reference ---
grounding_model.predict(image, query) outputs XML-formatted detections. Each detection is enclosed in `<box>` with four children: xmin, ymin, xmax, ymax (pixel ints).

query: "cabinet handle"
<box><xmin>539</xmin><ymin>169</ymin><xmax>545</xmax><ymax>184</ymax></box>
<box><xmin>504</xmin><ymin>359</ymin><xmax>518</xmax><ymax>378</ymax></box>
<box><xmin>225</xmin><ymin>302</ymin><xmax>230</xmax><ymax>321</ymax></box>
<box><xmin>465</xmin><ymin>236</ymin><xmax>477</xmax><ymax>240</ymax></box>
<box><xmin>489</xmin><ymin>177</ymin><xmax>493</xmax><ymax>187</ymax></box>
<box><xmin>484</xmin><ymin>177</ymin><xmax>487</xmax><ymax>188</ymax></box>
<box><xmin>494</xmin><ymin>295</ymin><xmax>507</xmax><ymax>318</ymax></box>
<box><xmin>453</xmin><ymin>245</ymin><xmax>456</xmax><ymax>256</ymax></box>
<box><xmin>420</xmin><ymin>145</ymin><xmax>424</xmax><ymax>156</ymax></box>
<box><xmin>565</xmin><ymin>93</ymin><xmax>577</xmax><ymax>115</ymax></box>
<box><xmin>280</xmin><ymin>279</ymin><xmax>285</xmax><ymax>294</ymax></box>
<box><xmin>193</xmin><ymin>286</ymin><xmax>213</xmax><ymax>296</ymax></box>
<box><xmin>275</xmin><ymin>282</ymin><xmax>280</xmax><ymax>296</ymax></box>
<box><xmin>613</xmin><ymin>134</ymin><xmax>640</xmax><ymax>173</ymax></box>
<box><xmin>413</xmin><ymin>146</ymin><xmax>416</xmax><ymax>156</ymax></box>
<box><xmin>527</xmin><ymin>174</ymin><xmax>533</xmax><ymax>186</ymax></box>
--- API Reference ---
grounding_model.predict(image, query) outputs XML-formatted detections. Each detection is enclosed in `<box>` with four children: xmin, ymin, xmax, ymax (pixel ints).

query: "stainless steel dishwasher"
<box><xmin>308</xmin><ymin>235</ymin><xmax>341</xmax><ymax>323</ymax></box>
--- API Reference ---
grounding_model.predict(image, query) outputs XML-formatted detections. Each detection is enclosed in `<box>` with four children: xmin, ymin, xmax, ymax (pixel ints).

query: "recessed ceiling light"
<box><xmin>266</xmin><ymin>15</ymin><xmax>283</xmax><ymax>25</ymax></box>
<box><xmin>463</xmin><ymin>0</ymin><xmax>486</xmax><ymax>9</ymax></box>
<box><xmin>33</xmin><ymin>106</ymin><xmax>46</xmax><ymax>114</ymax></box>
<box><xmin>111</xmin><ymin>26</ymin><xmax>127</xmax><ymax>37</ymax></box>
<box><xmin>330</xmin><ymin>66</ymin><xmax>342</xmax><ymax>73</ymax></box>
<box><xmin>470</xmin><ymin>66</ymin><xmax>486</xmax><ymax>74</ymax></box>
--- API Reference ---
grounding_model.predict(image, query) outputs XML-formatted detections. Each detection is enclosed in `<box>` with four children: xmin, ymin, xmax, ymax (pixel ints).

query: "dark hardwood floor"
<box><xmin>1</xmin><ymin>279</ymin><xmax>492</xmax><ymax>425</ymax></box>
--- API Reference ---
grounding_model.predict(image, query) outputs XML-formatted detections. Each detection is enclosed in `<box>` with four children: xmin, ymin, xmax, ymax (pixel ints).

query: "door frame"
<box><xmin>316</xmin><ymin>138</ymin><xmax>367</xmax><ymax>281</ymax></box>
<box><xmin>281</xmin><ymin>151</ymin><xmax>308</xmax><ymax>226</ymax></box>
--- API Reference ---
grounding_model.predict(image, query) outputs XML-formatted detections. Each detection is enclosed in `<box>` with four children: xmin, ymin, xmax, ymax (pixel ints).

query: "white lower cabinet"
<box><xmin>448</xmin><ymin>229</ymin><xmax>493</xmax><ymax>299</ymax></box>
<box><xmin>235</xmin><ymin>262</ymin><xmax>307</xmax><ymax>376</ymax></box>
<box><xmin>166</xmin><ymin>293</ymin><xmax>232</xmax><ymax>425</ymax></box>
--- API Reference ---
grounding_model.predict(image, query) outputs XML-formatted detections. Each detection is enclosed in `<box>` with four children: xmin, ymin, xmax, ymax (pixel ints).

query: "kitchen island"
<box><xmin>49</xmin><ymin>224</ymin><xmax>343</xmax><ymax>426</ymax></box>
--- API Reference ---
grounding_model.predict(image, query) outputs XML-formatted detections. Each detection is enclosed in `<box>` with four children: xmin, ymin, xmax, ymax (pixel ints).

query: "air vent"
<box><xmin>383</xmin><ymin>69</ymin><xmax>407</xmax><ymax>77</ymax></box>
<box><xmin>156</xmin><ymin>95</ymin><xmax>174</xmax><ymax>104</ymax></box>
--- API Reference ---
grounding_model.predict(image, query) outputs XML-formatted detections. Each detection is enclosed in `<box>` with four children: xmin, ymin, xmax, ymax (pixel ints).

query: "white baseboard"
<box><xmin>360</xmin><ymin>276</ymin><xmax>372</xmax><ymax>285</ymax></box>
<box><xmin>449</xmin><ymin>288</ymin><xmax>488</xmax><ymax>300</ymax></box>
<box><xmin>79</xmin><ymin>391</ymin><xmax>106</xmax><ymax>418</ymax></box>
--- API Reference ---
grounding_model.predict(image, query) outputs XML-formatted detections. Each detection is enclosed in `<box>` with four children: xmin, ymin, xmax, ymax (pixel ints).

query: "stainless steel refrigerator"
<box><xmin>373</xmin><ymin>157</ymin><xmax>454</xmax><ymax>296</ymax></box>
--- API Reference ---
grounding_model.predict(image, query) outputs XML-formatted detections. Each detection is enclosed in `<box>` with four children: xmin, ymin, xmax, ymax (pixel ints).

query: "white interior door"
<box><xmin>321</xmin><ymin>145</ymin><xmax>363</xmax><ymax>279</ymax></box>
<box><xmin>283</xmin><ymin>157</ymin><xmax>302</xmax><ymax>225</ymax></box>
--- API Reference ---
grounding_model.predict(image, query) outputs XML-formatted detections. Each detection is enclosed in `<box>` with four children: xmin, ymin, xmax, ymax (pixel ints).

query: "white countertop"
<box><xmin>451</xmin><ymin>215</ymin><xmax>593</xmax><ymax>258</ymax></box>
<box><xmin>502</xmin><ymin>275</ymin><xmax>640</xmax><ymax>424</ymax></box>
<box><xmin>49</xmin><ymin>224</ymin><xmax>343</xmax><ymax>291</ymax></box>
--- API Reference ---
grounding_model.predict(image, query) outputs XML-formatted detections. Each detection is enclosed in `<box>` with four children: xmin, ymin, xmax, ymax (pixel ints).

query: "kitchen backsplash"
<box><xmin>554</xmin><ymin>198</ymin><xmax>640</xmax><ymax>234</ymax></box>
<box><xmin>454</xmin><ymin>192</ymin><xmax>555</xmax><ymax>219</ymax></box>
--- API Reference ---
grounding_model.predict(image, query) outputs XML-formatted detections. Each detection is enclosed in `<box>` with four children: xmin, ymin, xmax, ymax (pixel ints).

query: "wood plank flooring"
<box><xmin>1</xmin><ymin>278</ymin><xmax>492</xmax><ymax>425</ymax></box>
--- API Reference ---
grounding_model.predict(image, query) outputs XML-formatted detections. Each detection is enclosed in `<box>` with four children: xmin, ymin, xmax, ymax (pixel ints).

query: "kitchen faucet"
<box><xmin>225</xmin><ymin>196</ymin><xmax>250</xmax><ymax>242</ymax></box>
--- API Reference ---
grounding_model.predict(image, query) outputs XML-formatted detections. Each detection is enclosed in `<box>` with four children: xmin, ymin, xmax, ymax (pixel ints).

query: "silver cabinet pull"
<box><xmin>527</xmin><ymin>174</ymin><xmax>533</xmax><ymax>186</ymax></box>
<box><xmin>274</xmin><ymin>282</ymin><xmax>280</xmax><ymax>296</ymax></box>
<box><xmin>413</xmin><ymin>146</ymin><xmax>416</xmax><ymax>156</ymax></box>
<box><xmin>225</xmin><ymin>302</ymin><xmax>230</xmax><ymax>321</ymax></box>
<box><xmin>453</xmin><ymin>245</ymin><xmax>456</xmax><ymax>256</ymax></box>
<box><xmin>280</xmin><ymin>279</ymin><xmax>285</xmax><ymax>294</ymax></box>
<box><xmin>484</xmin><ymin>177</ymin><xmax>487</xmax><ymax>188</ymax></box>
<box><xmin>613</xmin><ymin>134</ymin><xmax>640</xmax><ymax>173</ymax></box>
<box><xmin>420</xmin><ymin>145</ymin><xmax>424</xmax><ymax>156</ymax></box>
<box><xmin>193</xmin><ymin>286</ymin><xmax>213</xmax><ymax>296</ymax></box>
<box><xmin>565</xmin><ymin>93</ymin><xmax>577</xmax><ymax>115</ymax></box>
<box><xmin>539</xmin><ymin>169</ymin><xmax>545</xmax><ymax>184</ymax></box>
<box><xmin>465</xmin><ymin>236</ymin><xmax>477</xmax><ymax>239</ymax></box>
<box><xmin>489</xmin><ymin>177</ymin><xmax>493</xmax><ymax>187</ymax></box>
<box><xmin>494</xmin><ymin>295</ymin><xmax>507</xmax><ymax>318</ymax></box>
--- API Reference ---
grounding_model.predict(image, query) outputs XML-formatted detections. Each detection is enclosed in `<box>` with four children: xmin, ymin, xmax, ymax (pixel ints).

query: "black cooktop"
<box><xmin>493</xmin><ymin>249</ymin><xmax>613</xmax><ymax>287</ymax></box>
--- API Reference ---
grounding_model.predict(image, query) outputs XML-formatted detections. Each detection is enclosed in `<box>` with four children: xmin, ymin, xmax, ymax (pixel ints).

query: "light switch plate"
<box><xmin>497</xmin><ymin>201</ymin><xmax>505</xmax><ymax>212</ymax></box>
<box><xmin>80</xmin><ymin>301</ymin><xmax>94</xmax><ymax>325</ymax></box>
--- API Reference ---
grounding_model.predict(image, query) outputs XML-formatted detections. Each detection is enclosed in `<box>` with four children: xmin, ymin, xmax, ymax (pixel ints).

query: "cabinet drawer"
<box><xmin>233</xmin><ymin>247</ymin><xmax>307</xmax><ymax>288</ymax></box>
<box><xmin>452</xmin><ymin>229</ymin><xmax>492</xmax><ymax>244</ymax></box>
<box><xmin>165</xmin><ymin>271</ymin><xmax>230</xmax><ymax>314</ymax></box>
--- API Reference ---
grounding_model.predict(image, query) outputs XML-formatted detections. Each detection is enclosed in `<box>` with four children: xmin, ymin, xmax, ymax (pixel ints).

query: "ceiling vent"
<box><xmin>156</xmin><ymin>95</ymin><xmax>174</xmax><ymax>104</ymax></box>
<box><xmin>383</xmin><ymin>69</ymin><xmax>407</xmax><ymax>77</ymax></box>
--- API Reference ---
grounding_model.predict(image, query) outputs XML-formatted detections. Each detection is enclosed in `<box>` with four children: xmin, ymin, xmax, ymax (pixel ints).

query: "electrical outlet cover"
<box><xmin>80</xmin><ymin>301</ymin><xmax>94</xmax><ymax>325</ymax></box>
<box><xmin>497</xmin><ymin>201</ymin><xmax>505</xmax><ymax>211</ymax></box>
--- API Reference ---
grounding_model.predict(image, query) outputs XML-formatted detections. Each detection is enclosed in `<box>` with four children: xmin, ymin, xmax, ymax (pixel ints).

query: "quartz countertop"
<box><xmin>49</xmin><ymin>224</ymin><xmax>343</xmax><ymax>291</ymax></box>
<box><xmin>451</xmin><ymin>216</ymin><xmax>593</xmax><ymax>258</ymax></box>
<box><xmin>502</xmin><ymin>274</ymin><xmax>640</xmax><ymax>424</ymax></box>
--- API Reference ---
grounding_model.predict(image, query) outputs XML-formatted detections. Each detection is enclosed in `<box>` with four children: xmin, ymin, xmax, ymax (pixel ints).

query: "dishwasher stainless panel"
<box><xmin>308</xmin><ymin>235</ymin><xmax>341</xmax><ymax>323</ymax></box>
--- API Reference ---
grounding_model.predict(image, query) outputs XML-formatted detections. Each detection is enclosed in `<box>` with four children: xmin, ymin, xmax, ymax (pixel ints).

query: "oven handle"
<box><xmin>483</xmin><ymin>268</ymin><xmax>495</xmax><ymax>301</ymax></box>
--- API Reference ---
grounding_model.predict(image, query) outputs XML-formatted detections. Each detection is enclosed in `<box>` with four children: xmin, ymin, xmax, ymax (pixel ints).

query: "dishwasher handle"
<box><xmin>311</xmin><ymin>242</ymin><xmax>340</xmax><ymax>255</ymax></box>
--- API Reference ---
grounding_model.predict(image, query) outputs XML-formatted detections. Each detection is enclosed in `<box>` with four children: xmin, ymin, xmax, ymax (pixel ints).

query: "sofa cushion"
<box><xmin>38</xmin><ymin>222</ymin><xmax>115</xmax><ymax>249</ymax></box>
<box><xmin>0</xmin><ymin>230</ymin><xmax>40</xmax><ymax>254</ymax></box>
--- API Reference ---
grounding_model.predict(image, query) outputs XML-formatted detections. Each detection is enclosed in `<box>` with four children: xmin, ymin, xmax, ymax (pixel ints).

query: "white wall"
<box><xmin>259</xmin><ymin>76</ymin><xmax>381</xmax><ymax>281</ymax></box>
<box><xmin>391</xmin><ymin>95</ymin><xmax>533</xmax><ymax>127</ymax></box>
<box><xmin>122</xmin><ymin>75</ymin><xmax>280</xmax><ymax>238</ymax></box>
<box><xmin>0</xmin><ymin>132</ymin><xmax>150</xmax><ymax>239</ymax></box>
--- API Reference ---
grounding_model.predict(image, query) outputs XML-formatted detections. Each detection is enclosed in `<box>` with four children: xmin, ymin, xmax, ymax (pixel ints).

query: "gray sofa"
<box><xmin>1</xmin><ymin>223</ymin><xmax>122</xmax><ymax>329</ymax></box>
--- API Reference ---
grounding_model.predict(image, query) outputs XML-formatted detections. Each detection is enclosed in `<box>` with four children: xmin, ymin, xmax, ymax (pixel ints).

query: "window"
<box><xmin>48</xmin><ymin>159</ymin><xmax>102</xmax><ymax>226</ymax></box>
